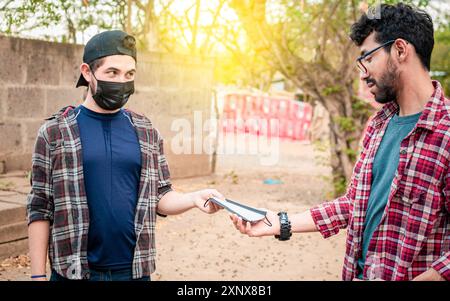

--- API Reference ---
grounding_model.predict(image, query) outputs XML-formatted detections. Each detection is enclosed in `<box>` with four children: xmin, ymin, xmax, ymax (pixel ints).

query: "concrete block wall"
<box><xmin>0</xmin><ymin>35</ymin><xmax>215</xmax><ymax>178</ymax></box>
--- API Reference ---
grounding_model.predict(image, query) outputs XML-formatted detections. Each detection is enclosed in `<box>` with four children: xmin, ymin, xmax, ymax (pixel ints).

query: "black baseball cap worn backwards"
<box><xmin>76</xmin><ymin>30</ymin><xmax>137</xmax><ymax>87</ymax></box>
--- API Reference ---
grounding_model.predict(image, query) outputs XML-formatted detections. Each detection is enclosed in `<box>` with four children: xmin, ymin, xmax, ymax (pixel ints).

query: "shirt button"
<box><xmin>400</xmin><ymin>150</ymin><xmax>407</xmax><ymax>155</ymax></box>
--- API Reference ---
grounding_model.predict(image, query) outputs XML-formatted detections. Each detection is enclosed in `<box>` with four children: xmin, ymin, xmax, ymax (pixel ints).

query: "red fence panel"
<box><xmin>220</xmin><ymin>93</ymin><xmax>313</xmax><ymax>141</ymax></box>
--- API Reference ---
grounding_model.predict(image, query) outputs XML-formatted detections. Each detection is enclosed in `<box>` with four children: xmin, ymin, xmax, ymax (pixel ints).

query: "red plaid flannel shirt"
<box><xmin>310</xmin><ymin>81</ymin><xmax>450</xmax><ymax>281</ymax></box>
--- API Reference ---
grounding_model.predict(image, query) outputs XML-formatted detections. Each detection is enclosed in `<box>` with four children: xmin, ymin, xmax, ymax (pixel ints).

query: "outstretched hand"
<box><xmin>191</xmin><ymin>189</ymin><xmax>225</xmax><ymax>214</ymax></box>
<box><xmin>229</xmin><ymin>210</ymin><xmax>280</xmax><ymax>237</ymax></box>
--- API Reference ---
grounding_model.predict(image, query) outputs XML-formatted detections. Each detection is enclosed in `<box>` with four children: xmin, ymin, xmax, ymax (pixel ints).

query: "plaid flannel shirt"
<box><xmin>26</xmin><ymin>106</ymin><xmax>171</xmax><ymax>280</ymax></box>
<box><xmin>311</xmin><ymin>81</ymin><xmax>450</xmax><ymax>281</ymax></box>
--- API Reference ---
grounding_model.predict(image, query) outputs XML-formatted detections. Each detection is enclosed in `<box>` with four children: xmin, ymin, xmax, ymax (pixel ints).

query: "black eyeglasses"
<box><xmin>356</xmin><ymin>40</ymin><xmax>396</xmax><ymax>74</ymax></box>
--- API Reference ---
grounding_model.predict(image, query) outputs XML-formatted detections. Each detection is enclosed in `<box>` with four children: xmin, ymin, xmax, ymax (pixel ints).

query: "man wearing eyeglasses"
<box><xmin>230</xmin><ymin>3</ymin><xmax>449</xmax><ymax>281</ymax></box>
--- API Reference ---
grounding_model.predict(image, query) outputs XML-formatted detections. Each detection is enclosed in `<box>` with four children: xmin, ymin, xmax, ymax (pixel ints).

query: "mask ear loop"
<box><xmin>263</xmin><ymin>215</ymin><xmax>272</xmax><ymax>227</ymax></box>
<box><xmin>203</xmin><ymin>199</ymin><xmax>211</xmax><ymax>208</ymax></box>
<box><xmin>88</xmin><ymin>68</ymin><xmax>99</xmax><ymax>96</ymax></box>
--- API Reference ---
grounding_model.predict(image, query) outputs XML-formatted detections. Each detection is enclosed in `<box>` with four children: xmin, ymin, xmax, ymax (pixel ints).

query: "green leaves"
<box><xmin>374</xmin><ymin>0</ymin><xmax>429</xmax><ymax>6</ymax></box>
<box><xmin>335</xmin><ymin>116</ymin><xmax>356</xmax><ymax>133</ymax></box>
<box><xmin>0</xmin><ymin>0</ymin><xmax>124</xmax><ymax>43</ymax></box>
<box><xmin>351</xmin><ymin>96</ymin><xmax>373</xmax><ymax>120</ymax></box>
<box><xmin>322</xmin><ymin>85</ymin><xmax>343</xmax><ymax>96</ymax></box>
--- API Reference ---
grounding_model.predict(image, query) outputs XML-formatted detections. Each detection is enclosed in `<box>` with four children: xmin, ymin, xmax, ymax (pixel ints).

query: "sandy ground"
<box><xmin>0</xmin><ymin>137</ymin><xmax>346</xmax><ymax>281</ymax></box>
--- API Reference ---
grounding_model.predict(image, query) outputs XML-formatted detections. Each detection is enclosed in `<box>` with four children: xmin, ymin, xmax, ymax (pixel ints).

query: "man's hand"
<box><xmin>229</xmin><ymin>210</ymin><xmax>280</xmax><ymax>237</ymax></box>
<box><xmin>190</xmin><ymin>189</ymin><xmax>225</xmax><ymax>214</ymax></box>
<box><xmin>412</xmin><ymin>268</ymin><xmax>445</xmax><ymax>281</ymax></box>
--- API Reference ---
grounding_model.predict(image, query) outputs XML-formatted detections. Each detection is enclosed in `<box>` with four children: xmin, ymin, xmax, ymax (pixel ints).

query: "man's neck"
<box><xmin>396</xmin><ymin>71</ymin><xmax>434</xmax><ymax>117</ymax></box>
<box><xmin>82</xmin><ymin>92</ymin><xmax>120</xmax><ymax>114</ymax></box>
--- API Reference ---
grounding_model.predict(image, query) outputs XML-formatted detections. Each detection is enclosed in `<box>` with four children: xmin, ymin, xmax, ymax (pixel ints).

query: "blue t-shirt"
<box><xmin>357</xmin><ymin>111</ymin><xmax>422</xmax><ymax>278</ymax></box>
<box><xmin>75</xmin><ymin>105</ymin><xmax>142</xmax><ymax>270</ymax></box>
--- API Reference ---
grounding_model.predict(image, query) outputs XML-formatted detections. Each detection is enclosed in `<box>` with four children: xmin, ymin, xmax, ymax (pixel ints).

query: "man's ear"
<box><xmin>80</xmin><ymin>63</ymin><xmax>92</xmax><ymax>83</ymax></box>
<box><xmin>393</xmin><ymin>39</ymin><xmax>409</xmax><ymax>64</ymax></box>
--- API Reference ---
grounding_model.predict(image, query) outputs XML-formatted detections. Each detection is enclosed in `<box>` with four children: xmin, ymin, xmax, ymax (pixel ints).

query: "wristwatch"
<box><xmin>275</xmin><ymin>211</ymin><xmax>292</xmax><ymax>241</ymax></box>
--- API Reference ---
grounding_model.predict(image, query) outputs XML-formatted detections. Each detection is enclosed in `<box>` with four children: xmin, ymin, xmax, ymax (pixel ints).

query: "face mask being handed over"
<box><xmin>90</xmin><ymin>70</ymin><xmax>135</xmax><ymax>110</ymax></box>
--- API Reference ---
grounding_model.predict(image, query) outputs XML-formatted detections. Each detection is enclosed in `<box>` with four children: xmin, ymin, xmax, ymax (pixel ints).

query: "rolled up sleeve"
<box><xmin>26</xmin><ymin>125</ymin><xmax>54</xmax><ymax>225</ymax></box>
<box><xmin>310</xmin><ymin>195</ymin><xmax>352</xmax><ymax>239</ymax></box>
<box><xmin>156</xmin><ymin>134</ymin><xmax>172</xmax><ymax>201</ymax></box>
<box><xmin>431</xmin><ymin>252</ymin><xmax>450</xmax><ymax>281</ymax></box>
<box><xmin>432</xmin><ymin>167</ymin><xmax>450</xmax><ymax>280</ymax></box>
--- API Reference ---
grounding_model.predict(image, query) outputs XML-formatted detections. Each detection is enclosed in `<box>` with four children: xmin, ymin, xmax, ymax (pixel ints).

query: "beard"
<box><xmin>367</xmin><ymin>59</ymin><xmax>399</xmax><ymax>104</ymax></box>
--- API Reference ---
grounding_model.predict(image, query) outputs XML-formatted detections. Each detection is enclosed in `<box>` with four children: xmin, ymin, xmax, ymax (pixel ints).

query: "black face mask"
<box><xmin>90</xmin><ymin>72</ymin><xmax>135</xmax><ymax>110</ymax></box>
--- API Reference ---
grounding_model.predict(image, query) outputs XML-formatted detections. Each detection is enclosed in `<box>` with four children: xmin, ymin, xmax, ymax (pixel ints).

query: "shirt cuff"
<box><xmin>431</xmin><ymin>252</ymin><xmax>450</xmax><ymax>281</ymax></box>
<box><xmin>309</xmin><ymin>206</ymin><xmax>340</xmax><ymax>239</ymax></box>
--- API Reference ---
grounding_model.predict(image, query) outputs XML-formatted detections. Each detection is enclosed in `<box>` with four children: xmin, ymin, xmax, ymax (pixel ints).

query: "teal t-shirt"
<box><xmin>357</xmin><ymin>111</ymin><xmax>422</xmax><ymax>279</ymax></box>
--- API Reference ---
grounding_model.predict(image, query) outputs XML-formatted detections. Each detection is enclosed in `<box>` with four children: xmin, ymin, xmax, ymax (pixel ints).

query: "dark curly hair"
<box><xmin>350</xmin><ymin>3</ymin><xmax>434</xmax><ymax>70</ymax></box>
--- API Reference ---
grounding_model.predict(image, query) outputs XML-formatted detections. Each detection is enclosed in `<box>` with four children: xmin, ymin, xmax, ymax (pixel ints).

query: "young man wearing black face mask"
<box><xmin>26</xmin><ymin>30</ymin><xmax>224</xmax><ymax>281</ymax></box>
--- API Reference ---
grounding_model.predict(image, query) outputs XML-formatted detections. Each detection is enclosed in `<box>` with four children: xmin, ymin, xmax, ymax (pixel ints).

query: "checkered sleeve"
<box><xmin>309</xmin><ymin>146</ymin><xmax>363</xmax><ymax>238</ymax></box>
<box><xmin>26</xmin><ymin>123</ymin><xmax>55</xmax><ymax>225</ymax></box>
<box><xmin>156</xmin><ymin>131</ymin><xmax>172</xmax><ymax>201</ymax></box>
<box><xmin>309</xmin><ymin>160</ymin><xmax>360</xmax><ymax>238</ymax></box>
<box><xmin>431</xmin><ymin>168</ymin><xmax>450</xmax><ymax>280</ymax></box>
<box><xmin>431</xmin><ymin>252</ymin><xmax>450</xmax><ymax>281</ymax></box>
<box><xmin>310</xmin><ymin>195</ymin><xmax>352</xmax><ymax>239</ymax></box>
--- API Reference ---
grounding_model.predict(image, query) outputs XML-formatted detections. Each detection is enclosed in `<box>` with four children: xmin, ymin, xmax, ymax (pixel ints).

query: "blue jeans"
<box><xmin>50</xmin><ymin>267</ymin><xmax>150</xmax><ymax>281</ymax></box>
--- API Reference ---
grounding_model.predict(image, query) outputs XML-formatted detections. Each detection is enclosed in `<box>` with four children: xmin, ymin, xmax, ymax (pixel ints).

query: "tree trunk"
<box><xmin>301</xmin><ymin>78</ymin><xmax>370</xmax><ymax>195</ymax></box>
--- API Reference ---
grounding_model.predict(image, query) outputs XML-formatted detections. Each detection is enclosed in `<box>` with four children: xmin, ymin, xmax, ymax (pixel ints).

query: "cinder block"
<box><xmin>167</xmin><ymin>154</ymin><xmax>212</xmax><ymax>178</ymax></box>
<box><xmin>160</xmin><ymin>65</ymin><xmax>182</xmax><ymax>88</ymax></box>
<box><xmin>0</xmin><ymin>123</ymin><xmax>22</xmax><ymax>153</ymax></box>
<box><xmin>189</xmin><ymin>89</ymin><xmax>212</xmax><ymax>111</ymax></box>
<box><xmin>4</xmin><ymin>153</ymin><xmax>31</xmax><ymax>172</ymax></box>
<box><xmin>8</xmin><ymin>36</ymin><xmax>27</xmax><ymax>52</ymax></box>
<box><xmin>45</xmin><ymin>87</ymin><xmax>82</xmax><ymax>116</ymax></box>
<box><xmin>6</xmin><ymin>87</ymin><xmax>45</xmax><ymax>118</ymax></box>
<box><xmin>0</xmin><ymin>35</ymin><xmax>12</xmax><ymax>50</ymax></box>
<box><xmin>24</xmin><ymin>120</ymin><xmax>45</xmax><ymax>154</ymax></box>
<box><xmin>0</xmin><ymin>192</ymin><xmax>31</xmax><ymax>206</ymax></box>
<box><xmin>0</xmin><ymin>51</ymin><xmax>26</xmax><ymax>85</ymax></box>
<box><xmin>127</xmin><ymin>88</ymin><xmax>165</xmax><ymax>117</ymax></box>
<box><xmin>163</xmin><ymin>137</ymin><xmax>212</xmax><ymax>178</ymax></box>
<box><xmin>168</xmin><ymin>89</ymin><xmax>211</xmax><ymax>118</ymax></box>
<box><xmin>152</xmin><ymin>112</ymin><xmax>195</xmax><ymax>141</ymax></box>
<box><xmin>26</xmin><ymin>53</ymin><xmax>61</xmax><ymax>85</ymax></box>
<box><xmin>0</xmin><ymin>238</ymin><xmax>28</xmax><ymax>260</ymax></box>
<box><xmin>169</xmin><ymin>89</ymin><xmax>192</xmax><ymax>116</ymax></box>
<box><xmin>136</xmin><ymin>62</ymin><xmax>161</xmax><ymax>87</ymax></box>
<box><xmin>0</xmin><ymin>88</ymin><xmax>6</xmax><ymax>121</ymax></box>
<box><xmin>182</xmin><ymin>66</ymin><xmax>213</xmax><ymax>88</ymax></box>
<box><xmin>59</xmin><ymin>45</ymin><xmax>84</xmax><ymax>85</ymax></box>
<box><xmin>200</xmin><ymin>67</ymin><xmax>214</xmax><ymax>87</ymax></box>
<box><xmin>0</xmin><ymin>203</ymin><xmax>26</xmax><ymax>225</ymax></box>
<box><xmin>0</xmin><ymin>221</ymin><xmax>28</xmax><ymax>244</ymax></box>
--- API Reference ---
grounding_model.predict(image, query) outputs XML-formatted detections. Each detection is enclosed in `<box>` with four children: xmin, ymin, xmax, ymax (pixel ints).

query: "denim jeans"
<box><xmin>50</xmin><ymin>267</ymin><xmax>150</xmax><ymax>281</ymax></box>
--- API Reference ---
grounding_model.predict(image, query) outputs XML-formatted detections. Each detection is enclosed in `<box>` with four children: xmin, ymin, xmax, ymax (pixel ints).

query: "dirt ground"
<box><xmin>0</xmin><ymin>137</ymin><xmax>347</xmax><ymax>281</ymax></box>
